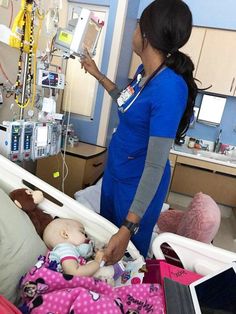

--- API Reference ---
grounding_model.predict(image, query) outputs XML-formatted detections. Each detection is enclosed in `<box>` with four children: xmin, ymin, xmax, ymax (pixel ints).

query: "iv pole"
<box><xmin>19</xmin><ymin>53</ymin><xmax>29</xmax><ymax>120</ymax></box>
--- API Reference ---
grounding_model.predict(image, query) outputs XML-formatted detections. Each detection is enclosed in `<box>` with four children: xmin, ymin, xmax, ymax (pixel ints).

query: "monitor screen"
<box><xmin>197</xmin><ymin>94</ymin><xmax>226</xmax><ymax>125</ymax></box>
<box><xmin>36</xmin><ymin>126</ymin><xmax>48</xmax><ymax>147</ymax></box>
<box><xmin>82</xmin><ymin>20</ymin><xmax>101</xmax><ymax>54</ymax></box>
<box><xmin>42</xmin><ymin>72</ymin><xmax>58</xmax><ymax>87</ymax></box>
<box><xmin>194</xmin><ymin>267</ymin><xmax>236</xmax><ymax>314</ymax></box>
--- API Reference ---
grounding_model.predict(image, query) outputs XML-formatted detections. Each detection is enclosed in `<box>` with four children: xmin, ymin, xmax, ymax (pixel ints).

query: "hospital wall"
<box><xmin>138</xmin><ymin>0</ymin><xmax>236</xmax><ymax>146</ymax></box>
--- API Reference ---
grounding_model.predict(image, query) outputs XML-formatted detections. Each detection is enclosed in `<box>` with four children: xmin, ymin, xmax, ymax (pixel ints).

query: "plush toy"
<box><xmin>9</xmin><ymin>188</ymin><xmax>53</xmax><ymax>238</ymax></box>
<box><xmin>157</xmin><ymin>192</ymin><xmax>221</xmax><ymax>244</ymax></box>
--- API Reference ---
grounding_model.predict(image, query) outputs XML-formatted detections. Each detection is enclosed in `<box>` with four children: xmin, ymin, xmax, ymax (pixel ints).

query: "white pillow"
<box><xmin>0</xmin><ymin>188</ymin><xmax>47</xmax><ymax>304</ymax></box>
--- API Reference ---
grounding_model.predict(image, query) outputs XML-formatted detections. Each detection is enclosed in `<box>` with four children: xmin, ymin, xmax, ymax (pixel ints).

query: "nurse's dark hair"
<box><xmin>139</xmin><ymin>0</ymin><xmax>198</xmax><ymax>142</ymax></box>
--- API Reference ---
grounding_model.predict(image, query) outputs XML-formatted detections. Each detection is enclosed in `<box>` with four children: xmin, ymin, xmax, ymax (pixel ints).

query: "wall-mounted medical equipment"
<box><xmin>37</xmin><ymin>69</ymin><xmax>65</xmax><ymax>89</ymax></box>
<box><xmin>0</xmin><ymin>121</ymin><xmax>22</xmax><ymax>161</ymax></box>
<box><xmin>55</xmin><ymin>7</ymin><xmax>104</xmax><ymax>58</ymax></box>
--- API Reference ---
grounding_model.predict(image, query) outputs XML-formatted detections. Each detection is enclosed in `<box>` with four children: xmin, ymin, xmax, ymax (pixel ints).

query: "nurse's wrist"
<box><xmin>119</xmin><ymin>225</ymin><xmax>132</xmax><ymax>238</ymax></box>
<box><xmin>126</xmin><ymin>211</ymin><xmax>141</xmax><ymax>224</ymax></box>
<box><xmin>97</xmin><ymin>73</ymin><xmax>106</xmax><ymax>84</ymax></box>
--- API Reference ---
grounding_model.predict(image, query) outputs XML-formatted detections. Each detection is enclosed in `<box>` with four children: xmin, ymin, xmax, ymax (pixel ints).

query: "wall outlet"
<box><xmin>0</xmin><ymin>0</ymin><xmax>9</xmax><ymax>8</ymax></box>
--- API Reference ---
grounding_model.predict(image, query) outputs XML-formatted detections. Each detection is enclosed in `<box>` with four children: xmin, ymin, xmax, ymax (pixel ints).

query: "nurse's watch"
<box><xmin>122</xmin><ymin>219</ymin><xmax>139</xmax><ymax>236</ymax></box>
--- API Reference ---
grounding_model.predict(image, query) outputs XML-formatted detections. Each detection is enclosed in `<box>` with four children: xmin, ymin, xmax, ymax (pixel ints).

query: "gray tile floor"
<box><xmin>167</xmin><ymin>192</ymin><xmax>236</xmax><ymax>253</ymax></box>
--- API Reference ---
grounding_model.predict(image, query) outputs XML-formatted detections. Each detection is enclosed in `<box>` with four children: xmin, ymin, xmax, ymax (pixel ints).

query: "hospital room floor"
<box><xmin>167</xmin><ymin>192</ymin><xmax>236</xmax><ymax>253</ymax></box>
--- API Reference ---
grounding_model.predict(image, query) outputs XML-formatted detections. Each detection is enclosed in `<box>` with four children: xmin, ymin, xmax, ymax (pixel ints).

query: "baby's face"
<box><xmin>68</xmin><ymin>220</ymin><xmax>88</xmax><ymax>246</ymax></box>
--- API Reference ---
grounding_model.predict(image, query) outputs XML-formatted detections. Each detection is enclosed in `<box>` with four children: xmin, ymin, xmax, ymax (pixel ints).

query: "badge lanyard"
<box><xmin>117</xmin><ymin>62</ymin><xmax>165</xmax><ymax>113</ymax></box>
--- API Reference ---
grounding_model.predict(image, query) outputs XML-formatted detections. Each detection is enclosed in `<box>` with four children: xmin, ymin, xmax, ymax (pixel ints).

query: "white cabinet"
<box><xmin>180</xmin><ymin>27</ymin><xmax>206</xmax><ymax>77</ymax></box>
<box><xmin>195</xmin><ymin>28</ymin><xmax>236</xmax><ymax>96</ymax></box>
<box><xmin>128</xmin><ymin>27</ymin><xmax>236</xmax><ymax>97</ymax></box>
<box><xmin>128</xmin><ymin>27</ymin><xmax>206</xmax><ymax>80</ymax></box>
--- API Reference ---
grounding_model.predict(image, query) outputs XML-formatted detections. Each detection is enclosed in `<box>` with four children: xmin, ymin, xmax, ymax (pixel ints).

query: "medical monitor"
<box><xmin>55</xmin><ymin>8</ymin><xmax>104</xmax><ymax>58</ymax></box>
<box><xmin>70</xmin><ymin>8</ymin><xmax>104</xmax><ymax>57</ymax></box>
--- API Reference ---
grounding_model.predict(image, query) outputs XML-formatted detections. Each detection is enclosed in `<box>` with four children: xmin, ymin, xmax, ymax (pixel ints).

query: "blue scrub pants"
<box><xmin>100</xmin><ymin>163</ymin><xmax>171</xmax><ymax>258</ymax></box>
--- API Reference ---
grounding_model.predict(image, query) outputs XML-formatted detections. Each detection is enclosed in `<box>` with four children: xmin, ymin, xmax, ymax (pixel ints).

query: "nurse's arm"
<box><xmin>128</xmin><ymin>136</ymin><xmax>173</xmax><ymax>219</ymax></box>
<box><xmin>80</xmin><ymin>49</ymin><xmax>118</xmax><ymax>94</ymax></box>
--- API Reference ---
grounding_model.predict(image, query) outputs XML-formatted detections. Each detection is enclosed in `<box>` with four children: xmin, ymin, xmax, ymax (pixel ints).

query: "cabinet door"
<box><xmin>196</xmin><ymin>28</ymin><xmax>236</xmax><ymax>96</ymax></box>
<box><xmin>129</xmin><ymin>27</ymin><xmax>206</xmax><ymax>80</ymax></box>
<box><xmin>180</xmin><ymin>27</ymin><xmax>206</xmax><ymax>77</ymax></box>
<box><xmin>36</xmin><ymin>154</ymin><xmax>86</xmax><ymax>198</ymax></box>
<box><xmin>170</xmin><ymin>163</ymin><xmax>236</xmax><ymax>207</ymax></box>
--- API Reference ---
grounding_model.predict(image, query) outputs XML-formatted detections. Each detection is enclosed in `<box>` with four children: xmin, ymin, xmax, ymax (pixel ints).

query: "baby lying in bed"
<box><xmin>43</xmin><ymin>218</ymin><xmax>125</xmax><ymax>283</ymax></box>
<box><xmin>19</xmin><ymin>220</ymin><xmax>164</xmax><ymax>313</ymax></box>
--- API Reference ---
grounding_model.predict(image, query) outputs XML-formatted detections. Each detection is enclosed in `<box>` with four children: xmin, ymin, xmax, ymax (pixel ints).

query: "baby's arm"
<box><xmin>61</xmin><ymin>250</ymin><xmax>104</xmax><ymax>277</ymax></box>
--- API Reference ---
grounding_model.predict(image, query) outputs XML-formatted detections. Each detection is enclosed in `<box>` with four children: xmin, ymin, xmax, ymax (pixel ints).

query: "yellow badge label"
<box><xmin>59</xmin><ymin>31</ymin><xmax>73</xmax><ymax>44</ymax></box>
<box><xmin>53</xmin><ymin>171</ymin><xmax>60</xmax><ymax>178</ymax></box>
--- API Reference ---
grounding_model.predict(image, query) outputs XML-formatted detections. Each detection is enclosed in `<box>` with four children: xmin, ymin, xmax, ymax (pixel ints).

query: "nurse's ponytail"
<box><xmin>140</xmin><ymin>0</ymin><xmax>198</xmax><ymax>142</ymax></box>
<box><xmin>165</xmin><ymin>51</ymin><xmax>198</xmax><ymax>143</ymax></box>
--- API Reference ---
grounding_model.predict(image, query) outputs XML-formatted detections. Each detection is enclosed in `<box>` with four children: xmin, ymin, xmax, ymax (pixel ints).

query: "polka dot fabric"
<box><xmin>20</xmin><ymin>256</ymin><xmax>165</xmax><ymax>313</ymax></box>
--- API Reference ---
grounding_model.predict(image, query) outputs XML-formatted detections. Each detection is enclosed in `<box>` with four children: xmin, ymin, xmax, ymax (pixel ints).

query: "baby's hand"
<box><xmin>95</xmin><ymin>250</ymin><xmax>104</xmax><ymax>264</ymax></box>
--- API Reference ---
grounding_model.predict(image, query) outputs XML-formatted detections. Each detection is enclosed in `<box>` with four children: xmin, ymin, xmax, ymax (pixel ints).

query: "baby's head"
<box><xmin>43</xmin><ymin>218</ymin><xmax>88</xmax><ymax>249</ymax></box>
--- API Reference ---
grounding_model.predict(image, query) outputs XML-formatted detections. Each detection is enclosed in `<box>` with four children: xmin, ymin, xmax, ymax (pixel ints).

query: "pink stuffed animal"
<box><xmin>157</xmin><ymin>192</ymin><xmax>221</xmax><ymax>243</ymax></box>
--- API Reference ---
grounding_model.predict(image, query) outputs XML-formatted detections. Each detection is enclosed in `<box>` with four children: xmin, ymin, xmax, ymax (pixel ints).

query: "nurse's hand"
<box><xmin>80</xmin><ymin>49</ymin><xmax>101</xmax><ymax>79</ymax></box>
<box><xmin>103</xmin><ymin>227</ymin><xmax>131</xmax><ymax>265</ymax></box>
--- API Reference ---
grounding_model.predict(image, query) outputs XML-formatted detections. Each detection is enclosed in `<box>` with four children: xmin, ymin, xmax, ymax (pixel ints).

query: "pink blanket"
<box><xmin>19</xmin><ymin>255</ymin><xmax>165</xmax><ymax>314</ymax></box>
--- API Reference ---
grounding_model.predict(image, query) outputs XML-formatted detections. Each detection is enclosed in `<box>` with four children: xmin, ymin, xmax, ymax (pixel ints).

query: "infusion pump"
<box><xmin>31</xmin><ymin>122</ymin><xmax>62</xmax><ymax>160</ymax></box>
<box><xmin>0</xmin><ymin>121</ymin><xmax>22</xmax><ymax>161</ymax></box>
<box><xmin>0</xmin><ymin>121</ymin><xmax>62</xmax><ymax>162</ymax></box>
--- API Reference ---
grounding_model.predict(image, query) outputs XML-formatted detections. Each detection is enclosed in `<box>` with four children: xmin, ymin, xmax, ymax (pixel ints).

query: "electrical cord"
<box><xmin>61</xmin><ymin>81</ymin><xmax>72</xmax><ymax>193</ymax></box>
<box><xmin>30</xmin><ymin>7</ymin><xmax>44</xmax><ymax>107</ymax></box>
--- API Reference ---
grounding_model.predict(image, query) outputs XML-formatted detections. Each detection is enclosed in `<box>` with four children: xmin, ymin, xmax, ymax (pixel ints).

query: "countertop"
<box><xmin>170</xmin><ymin>145</ymin><xmax>236</xmax><ymax>169</ymax></box>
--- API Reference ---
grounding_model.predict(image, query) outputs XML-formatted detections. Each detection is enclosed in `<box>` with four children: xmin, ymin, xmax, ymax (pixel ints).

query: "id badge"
<box><xmin>117</xmin><ymin>85</ymin><xmax>134</xmax><ymax>107</ymax></box>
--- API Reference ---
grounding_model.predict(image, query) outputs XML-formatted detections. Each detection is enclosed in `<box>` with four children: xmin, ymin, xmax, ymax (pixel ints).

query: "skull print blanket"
<box><xmin>19</xmin><ymin>256</ymin><xmax>165</xmax><ymax>314</ymax></box>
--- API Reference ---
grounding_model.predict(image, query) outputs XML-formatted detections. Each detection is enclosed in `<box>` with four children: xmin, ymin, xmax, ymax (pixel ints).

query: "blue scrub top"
<box><xmin>107</xmin><ymin>66</ymin><xmax>188</xmax><ymax>183</ymax></box>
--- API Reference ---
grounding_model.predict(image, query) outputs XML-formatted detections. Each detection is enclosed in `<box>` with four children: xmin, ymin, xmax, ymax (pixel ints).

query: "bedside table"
<box><xmin>36</xmin><ymin>142</ymin><xmax>107</xmax><ymax>198</ymax></box>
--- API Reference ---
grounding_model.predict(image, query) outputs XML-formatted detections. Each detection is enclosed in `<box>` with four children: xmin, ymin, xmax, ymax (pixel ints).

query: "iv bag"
<box><xmin>44</xmin><ymin>8</ymin><xmax>59</xmax><ymax>36</ymax></box>
<box><xmin>35</xmin><ymin>0</ymin><xmax>62</xmax><ymax>12</ymax></box>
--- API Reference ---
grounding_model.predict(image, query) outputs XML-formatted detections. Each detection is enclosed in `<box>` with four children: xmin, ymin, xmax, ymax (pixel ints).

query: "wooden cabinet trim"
<box><xmin>176</xmin><ymin>155</ymin><xmax>236</xmax><ymax>176</ymax></box>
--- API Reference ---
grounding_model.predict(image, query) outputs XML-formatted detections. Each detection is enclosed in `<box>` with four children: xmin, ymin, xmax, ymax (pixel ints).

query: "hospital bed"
<box><xmin>0</xmin><ymin>153</ymin><xmax>236</xmax><ymax>279</ymax></box>
<box><xmin>0</xmin><ymin>154</ymin><xmax>139</xmax><ymax>259</ymax></box>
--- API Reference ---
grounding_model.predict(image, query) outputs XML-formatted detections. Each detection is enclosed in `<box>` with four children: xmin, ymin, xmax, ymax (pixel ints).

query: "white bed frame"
<box><xmin>152</xmin><ymin>232</ymin><xmax>236</xmax><ymax>275</ymax></box>
<box><xmin>0</xmin><ymin>154</ymin><xmax>140</xmax><ymax>260</ymax></box>
<box><xmin>1</xmin><ymin>154</ymin><xmax>236</xmax><ymax>275</ymax></box>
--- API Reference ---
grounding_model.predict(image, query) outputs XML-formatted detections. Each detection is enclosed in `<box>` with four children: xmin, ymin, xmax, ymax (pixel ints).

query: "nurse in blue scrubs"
<box><xmin>81</xmin><ymin>0</ymin><xmax>198</xmax><ymax>264</ymax></box>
